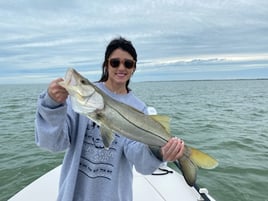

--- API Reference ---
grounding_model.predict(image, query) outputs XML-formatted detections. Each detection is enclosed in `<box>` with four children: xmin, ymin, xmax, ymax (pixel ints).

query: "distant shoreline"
<box><xmin>133</xmin><ymin>78</ymin><xmax>268</xmax><ymax>83</ymax></box>
<box><xmin>1</xmin><ymin>78</ymin><xmax>268</xmax><ymax>85</ymax></box>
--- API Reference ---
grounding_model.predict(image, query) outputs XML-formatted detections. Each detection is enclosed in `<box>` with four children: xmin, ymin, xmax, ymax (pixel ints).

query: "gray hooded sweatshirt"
<box><xmin>35</xmin><ymin>82</ymin><xmax>162</xmax><ymax>201</ymax></box>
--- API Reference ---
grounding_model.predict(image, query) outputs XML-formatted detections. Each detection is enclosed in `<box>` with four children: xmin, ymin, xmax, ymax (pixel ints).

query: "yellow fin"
<box><xmin>150</xmin><ymin>115</ymin><xmax>171</xmax><ymax>133</ymax></box>
<box><xmin>187</xmin><ymin>146</ymin><xmax>219</xmax><ymax>169</ymax></box>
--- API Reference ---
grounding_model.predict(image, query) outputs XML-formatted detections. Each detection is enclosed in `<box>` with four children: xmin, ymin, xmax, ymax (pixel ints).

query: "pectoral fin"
<box><xmin>100</xmin><ymin>125</ymin><xmax>115</xmax><ymax>149</ymax></box>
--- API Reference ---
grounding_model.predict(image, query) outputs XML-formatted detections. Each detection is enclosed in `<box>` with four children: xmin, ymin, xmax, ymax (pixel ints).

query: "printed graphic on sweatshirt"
<box><xmin>78</xmin><ymin>123</ymin><xmax>120</xmax><ymax>181</ymax></box>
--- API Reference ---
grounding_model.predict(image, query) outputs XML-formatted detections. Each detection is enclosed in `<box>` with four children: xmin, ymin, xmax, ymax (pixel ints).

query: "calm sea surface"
<box><xmin>1</xmin><ymin>80</ymin><xmax>268</xmax><ymax>201</ymax></box>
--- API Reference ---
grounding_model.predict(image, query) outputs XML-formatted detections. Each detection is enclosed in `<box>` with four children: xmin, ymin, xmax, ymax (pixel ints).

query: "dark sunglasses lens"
<box><xmin>124</xmin><ymin>60</ymin><xmax>134</xmax><ymax>69</ymax></box>
<box><xmin>110</xmin><ymin>59</ymin><xmax>120</xmax><ymax>68</ymax></box>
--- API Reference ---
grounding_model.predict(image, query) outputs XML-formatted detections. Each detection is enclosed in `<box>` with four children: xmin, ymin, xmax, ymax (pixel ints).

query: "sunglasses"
<box><xmin>109</xmin><ymin>58</ymin><xmax>135</xmax><ymax>69</ymax></box>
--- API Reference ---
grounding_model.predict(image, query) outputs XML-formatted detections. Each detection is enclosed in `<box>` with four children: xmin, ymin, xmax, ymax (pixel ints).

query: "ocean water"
<box><xmin>1</xmin><ymin>80</ymin><xmax>268</xmax><ymax>201</ymax></box>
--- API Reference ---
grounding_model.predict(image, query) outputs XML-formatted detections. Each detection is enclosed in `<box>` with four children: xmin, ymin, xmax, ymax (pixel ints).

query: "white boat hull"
<box><xmin>8</xmin><ymin>165</ymin><xmax>215</xmax><ymax>201</ymax></box>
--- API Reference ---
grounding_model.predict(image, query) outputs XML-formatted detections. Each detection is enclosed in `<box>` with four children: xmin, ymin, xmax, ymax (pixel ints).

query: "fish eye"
<box><xmin>80</xmin><ymin>79</ymin><xmax>89</xmax><ymax>85</ymax></box>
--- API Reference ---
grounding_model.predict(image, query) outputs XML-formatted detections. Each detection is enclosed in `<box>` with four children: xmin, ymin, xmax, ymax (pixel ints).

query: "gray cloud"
<box><xmin>0</xmin><ymin>0</ymin><xmax>268</xmax><ymax>83</ymax></box>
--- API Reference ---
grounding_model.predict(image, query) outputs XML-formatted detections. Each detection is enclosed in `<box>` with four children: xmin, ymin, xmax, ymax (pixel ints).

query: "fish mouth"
<box><xmin>64</xmin><ymin>68</ymin><xmax>81</xmax><ymax>86</ymax></box>
<box><xmin>61</xmin><ymin>68</ymin><xmax>92</xmax><ymax>95</ymax></box>
<box><xmin>60</xmin><ymin>68</ymin><xmax>105</xmax><ymax>112</ymax></box>
<box><xmin>58</xmin><ymin>68</ymin><xmax>81</xmax><ymax>97</ymax></box>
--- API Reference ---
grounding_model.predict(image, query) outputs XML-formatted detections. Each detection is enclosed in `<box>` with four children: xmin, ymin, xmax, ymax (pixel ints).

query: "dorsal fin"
<box><xmin>150</xmin><ymin>115</ymin><xmax>171</xmax><ymax>133</ymax></box>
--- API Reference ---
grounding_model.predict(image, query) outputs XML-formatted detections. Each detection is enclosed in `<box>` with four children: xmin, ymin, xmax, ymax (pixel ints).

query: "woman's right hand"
<box><xmin>48</xmin><ymin>78</ymin><xmax>69</xmax><ymax>103</ymax></box>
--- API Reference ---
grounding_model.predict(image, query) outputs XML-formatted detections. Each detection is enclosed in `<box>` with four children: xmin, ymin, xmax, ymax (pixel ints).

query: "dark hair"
<box><xmin>98</xmin><ymin>37</ymin><xmax>137</xmax><ymax>90</ymax></box>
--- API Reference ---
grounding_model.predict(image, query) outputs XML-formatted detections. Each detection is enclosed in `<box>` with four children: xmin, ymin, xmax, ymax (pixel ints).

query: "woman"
<box><xmin>35</xmin><ymin>37</ymin><xmax>184</xmax><ymax>201</ymax></box>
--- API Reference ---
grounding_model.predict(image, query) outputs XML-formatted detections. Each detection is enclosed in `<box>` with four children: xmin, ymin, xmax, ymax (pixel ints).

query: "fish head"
<box><xmin>59</xmin><ymin>68</ymin><xmax>104</xmax><ymax>114</ymax></box>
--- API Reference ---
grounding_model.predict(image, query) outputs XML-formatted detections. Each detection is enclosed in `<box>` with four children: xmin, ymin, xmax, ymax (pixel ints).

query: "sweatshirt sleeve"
<box><xmin>124</xmin><ymin>139</ymin><xmax>163</xmax><ymax>175</ymax></box>
<box><xmin>34</xmin><ymin>91</ymin><xmax>76</xmax><ymax>152</ymax></box>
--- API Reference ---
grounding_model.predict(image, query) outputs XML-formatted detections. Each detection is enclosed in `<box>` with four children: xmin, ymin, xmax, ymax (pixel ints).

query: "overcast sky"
<box><xmin>1</xmin><ymin>0</ymin><xmax>268</xmax><ymax>84</ymax></box>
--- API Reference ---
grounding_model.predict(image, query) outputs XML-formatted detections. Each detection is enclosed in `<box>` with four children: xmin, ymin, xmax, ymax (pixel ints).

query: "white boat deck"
<box><xmin>8</xmin><ymin>165</ymin><xmax>215</xmax><ymax>201</ymax></box>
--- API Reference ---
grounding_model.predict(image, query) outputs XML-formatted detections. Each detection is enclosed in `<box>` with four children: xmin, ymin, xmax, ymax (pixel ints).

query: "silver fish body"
<box><xmin>59</xmin><ymin>68</ymin><xmax>218</xmax><ymax>186</ymax></box>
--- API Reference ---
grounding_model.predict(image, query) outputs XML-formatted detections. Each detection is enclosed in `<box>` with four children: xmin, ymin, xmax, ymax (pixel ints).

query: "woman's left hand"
<box><xmin>161</xmin><ymin>137</ymin><xmax>184</xmax><ymax>161</ymax></box>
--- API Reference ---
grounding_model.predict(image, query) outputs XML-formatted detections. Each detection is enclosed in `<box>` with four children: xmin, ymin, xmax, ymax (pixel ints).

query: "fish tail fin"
<box><xmin>186</xmin><ymin>146</ymin><xmax>219</xmax><ymax>169</ymax></box>
<box><xmin>174</xmin><ymin>146</ymin><xmax>218</xmax><ymax>186</ymax></box>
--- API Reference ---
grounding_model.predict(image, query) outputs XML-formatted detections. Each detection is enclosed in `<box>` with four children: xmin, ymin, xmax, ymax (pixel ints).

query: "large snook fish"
<box><xmin>59</xmin><ymin>68</ymin><xmax>218</xmax><ymax>186</ymax></box>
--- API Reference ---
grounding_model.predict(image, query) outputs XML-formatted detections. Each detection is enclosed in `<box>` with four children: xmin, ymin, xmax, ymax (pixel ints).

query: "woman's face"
<box><xmin>106</xmin><ymin>48</ymin><xmax>135</xmax><ymax>86</ymax></box>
